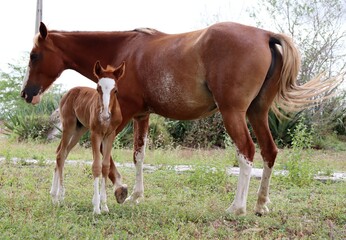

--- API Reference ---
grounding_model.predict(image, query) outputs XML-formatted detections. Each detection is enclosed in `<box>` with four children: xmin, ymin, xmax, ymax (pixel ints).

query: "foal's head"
<box><xmin>93</xmin><ymin>61</ymin><xmax>125</xmax><ymax>121</ymax></box>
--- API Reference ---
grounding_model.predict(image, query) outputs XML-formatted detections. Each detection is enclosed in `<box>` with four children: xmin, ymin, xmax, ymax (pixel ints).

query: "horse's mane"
<box><xmin>133</xmin><ymin>28</ymin><xmax>158</xmax><ymax>35</ymax></box>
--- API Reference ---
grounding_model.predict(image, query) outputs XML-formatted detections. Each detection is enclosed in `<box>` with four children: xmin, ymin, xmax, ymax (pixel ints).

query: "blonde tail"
<box><xmin>270</xmin><ymin>33</ymin><xmax>342</xmax><ymax>117</ymax></box>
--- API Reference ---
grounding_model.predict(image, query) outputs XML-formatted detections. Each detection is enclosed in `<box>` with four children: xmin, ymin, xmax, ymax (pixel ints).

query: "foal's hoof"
<box><xmin>115</xmin><ymin>185</ymin><xmax>128</xmax><ymax>204</ymax></box>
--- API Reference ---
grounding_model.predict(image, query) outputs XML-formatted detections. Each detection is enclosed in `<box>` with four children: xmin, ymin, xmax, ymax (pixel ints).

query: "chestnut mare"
<box><xmin>21</xmin><ymin>22</ymin><xmax>337</xmax><ymax>216</ymax></box>
<box><xmin>51</xmin><ymin>61</ymin><xmax>127</xmax><ymax>214</ymax></box>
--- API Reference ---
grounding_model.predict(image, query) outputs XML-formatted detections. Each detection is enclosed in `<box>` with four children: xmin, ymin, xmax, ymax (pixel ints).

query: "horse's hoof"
<box><xmin>115</xmin><ymin>185</ymin><xmax>128</xmax><ymax>204</ymax></box>
<box><xmin>254</xmin><ymin>204</ymin><xmax>269</xmax><ymax>216</ymax></box>
<box><xmin>226</xmin><ymin>205</ymin><xmax>246</xmax><ymax>216</ymax></box>
<box><xmin>255</xmin><ymin>212</ymin><xmax>263</xmax><ymax>217</ymax></box>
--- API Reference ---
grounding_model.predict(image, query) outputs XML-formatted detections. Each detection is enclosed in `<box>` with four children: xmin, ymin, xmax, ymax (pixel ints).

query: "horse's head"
<box><xmin>93</xmin><ymin>60</ymin><xmax>125</xmax><ymax>121</ymax></box>
<box><xmin>21</xmin><ymin>22</ymin><xmax>65</xmax><ymax>104</ymax></box>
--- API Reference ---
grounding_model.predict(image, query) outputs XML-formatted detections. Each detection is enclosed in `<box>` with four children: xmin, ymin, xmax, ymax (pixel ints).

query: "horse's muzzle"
<box><xmin>20</xmin><ymin>85</ymin><xmax>41</xmax><ymax>104</ymax></box>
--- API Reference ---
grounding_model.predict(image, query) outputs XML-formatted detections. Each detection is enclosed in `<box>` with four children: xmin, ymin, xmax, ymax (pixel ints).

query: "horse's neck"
<box><xmin>51</xmin><ymin>31</ymin><xmax>135</xmax><ymax>81</ymax></box>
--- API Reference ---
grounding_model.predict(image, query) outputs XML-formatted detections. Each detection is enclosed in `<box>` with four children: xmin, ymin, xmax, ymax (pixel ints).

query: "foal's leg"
<box><xmin>51</xmin><ymin>125</ymin><xmax>88</xmax><ymax>204</ymax></box>
<box><xmin>125</xmin><ymin>115</ymin><xmax>149</xmax><ymax>204</ymax></box>
<box><xmin>101</xmin><ymin>144</ymin><xmax>128</xmax><ymax>203</ymax></box>
<box><xmin>99</xmin><ymin>136</ymin><xmax>114</xmax><ymax>213</ymax></box>
<box><xmin>91</xmin><ymin>132</ymin><xmax>103</xmax><ymax>214</ymax></box>
<box><xmin>51</xmin><ymin>124</ymin><xmax>75</xmax><ymax>203</ymax></box>
<box><xmin>221</xmin><ymin>111</ymin><xmax>255</xmax><ymax>216</ymax></box>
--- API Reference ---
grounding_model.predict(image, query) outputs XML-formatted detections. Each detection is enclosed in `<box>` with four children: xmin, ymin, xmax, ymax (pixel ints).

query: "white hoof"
<box><xmin>124</xmin><ymin>192</ymin><xmax>143</xmax><ymax>204</ymax></box>
<box><xmin>226</xmin><ymin>204</ymin><xmax>246</xmax><ymax>216</ymax></box>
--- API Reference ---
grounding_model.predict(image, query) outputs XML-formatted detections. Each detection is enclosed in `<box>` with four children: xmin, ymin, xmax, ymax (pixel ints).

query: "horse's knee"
<box><xmin>261</xmin><ymin>147</ymin><xmax>278</xmax><ymax>168</ymax></box>
<box><xmin>102</xmin><ymin>163</ymin><xmax>111</xmax><ymax>176</ymax></box>
<box><xmin>92</xmin><ymin>163</ymin><xmax>102</xmax><ymax>177</ymax></box>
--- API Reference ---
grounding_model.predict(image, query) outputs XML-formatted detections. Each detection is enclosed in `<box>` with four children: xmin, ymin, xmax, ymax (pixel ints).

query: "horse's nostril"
<box><xmin>20</xmin><ymin>90</ymin><xmax>25</xmax><ymax>98</ymax></box>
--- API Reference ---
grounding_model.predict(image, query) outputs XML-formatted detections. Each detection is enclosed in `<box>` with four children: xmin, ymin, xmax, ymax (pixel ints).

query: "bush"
<box><xmin>3</xmin><ymin>91</ymin><xmax>61</xmax><ymax>142</ymax></box>
<box><xmin>281</xmin><ymin>117</ymin><xmax>316</xmax><ymax>187</ymax></box>
<box><xmin>173</xmin><ymin>112</ymin><xmax>226</xmax><ymax>148</ymax></box>
<box><xmin>4</xmin><ymin>114</ymin><xmax>52</xmax><ymax>142</ymax></box>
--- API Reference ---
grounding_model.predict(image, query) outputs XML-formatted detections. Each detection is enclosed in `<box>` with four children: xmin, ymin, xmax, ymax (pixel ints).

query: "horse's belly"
<box><xmin>146</xmin><ymin>83</ymin><xmax>217</xmax><ymax>120</ymax></box>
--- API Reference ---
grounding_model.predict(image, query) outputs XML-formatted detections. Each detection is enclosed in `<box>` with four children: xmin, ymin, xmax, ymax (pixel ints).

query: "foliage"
<box><xmin>172</xmin><ymin>112</ymin><xmax>226</xmax><ymax>148</ymax></box>
<box><xmin>0</xmin><ymin>57</ymin><xmax>28</xmax><ymax>118</ymax></box>
<box><xmin>147</xmin><ymin>115</ymin><xmax>173</xmax><ymax>149</ymax></box>
<box><xmin>0</xmin><ymin>57</ymin><xmax>64</xmax><ymax>142</ymax></box>
<box><xmin>311</xmin><ymin>89</ymin><xmax>346</xmax><ymax>136</ymax></box>
<box><xmin>166</xmin><ymin>119</ymin><xmax>192</xmax><ymax>144</ymax></box>
<box><xmin>281</xmin><ymin>117</ymin><xmax>316</xmax><ymax>187</ymax></box>
<box><xmin>4</xmin><ymin>114</ymin><xmax>52</xmax><ymax>142</ymax></box>
<box><xmin>250</xmin><ymin>0</ymin><xmax>346</xmax><ymax>83</ymax></box>
<box><xmin>268</xmin><ymin>111</ymin><xmax>302</xmax><ymax>147</ymax></box>
<box><xmin>248</xmin><ymin>0</ymin><xmax>346</xmax><ymax>147</ymax></box>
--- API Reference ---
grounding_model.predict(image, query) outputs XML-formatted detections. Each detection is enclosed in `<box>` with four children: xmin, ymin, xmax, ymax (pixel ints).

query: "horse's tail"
<box><xmin>269</xmin><ymin>33</ymin><xmax>341</xmax><ymax>117</ymax></box>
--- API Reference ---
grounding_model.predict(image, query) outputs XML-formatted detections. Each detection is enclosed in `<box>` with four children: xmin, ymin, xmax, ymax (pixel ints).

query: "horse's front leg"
<box><xmin>91</xmin><ymin>133</ymin><xmax>103</xmax><ymax>214</ymax></box>
<box><xmin>125</xmin><ymin>115</ymin><xmax>149</xmax><ymax>204</ymax></box>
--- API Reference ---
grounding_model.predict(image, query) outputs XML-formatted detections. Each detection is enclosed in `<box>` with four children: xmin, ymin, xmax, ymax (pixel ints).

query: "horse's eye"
<box><xmin>30</xmin><ymin>53</ymin><xmax>39</xmax><ymax>62</ymax></box>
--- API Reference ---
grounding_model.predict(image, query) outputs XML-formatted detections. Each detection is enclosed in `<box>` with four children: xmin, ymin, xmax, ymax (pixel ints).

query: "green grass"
<box><xmin>0</xmin><ymin>136</ymin><xmax>346</xmax><ymax>239</ymax></box>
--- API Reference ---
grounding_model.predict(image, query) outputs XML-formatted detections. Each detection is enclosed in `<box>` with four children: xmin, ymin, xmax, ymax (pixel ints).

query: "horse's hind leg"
<box><xmin>125</xmin><ymin>114</ymin><xmax>149</xmax><ymax>204</ymax></box>
<box><xmin>247</xmin><ymin>103</ymin><xmax>278</xmax><ymax>216</ymax></box>
<box><xmin>221</xmin><ymin>111</ymin><xmax>255</xmax><ymax>216</ymax></box>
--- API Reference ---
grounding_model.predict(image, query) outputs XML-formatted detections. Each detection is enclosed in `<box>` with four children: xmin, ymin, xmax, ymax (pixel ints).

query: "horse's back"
<box><xmin>60</xmin><ymin>87</ymin><xmax>97</xmax><ymax>127</ymax></box>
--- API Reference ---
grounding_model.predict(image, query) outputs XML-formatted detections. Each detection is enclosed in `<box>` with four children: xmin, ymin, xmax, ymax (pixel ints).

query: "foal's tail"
<box><xmin>269</xmin><ymin>33</ymin><xmax>342</xmax><ymax>117</ymax></box>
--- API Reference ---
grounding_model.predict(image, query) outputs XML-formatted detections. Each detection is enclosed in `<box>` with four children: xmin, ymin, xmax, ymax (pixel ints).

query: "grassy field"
<box><xmin>0</xmin><ymin>136</ymin><xmax>345</xmax><ymax>239</ymax></box>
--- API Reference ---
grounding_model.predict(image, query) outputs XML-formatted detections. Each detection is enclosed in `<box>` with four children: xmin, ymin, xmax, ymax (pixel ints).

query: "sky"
<box><xmin>0</xmin><ymin>0</ymin><xmax>257</xmax><ymax>90</ymax></box>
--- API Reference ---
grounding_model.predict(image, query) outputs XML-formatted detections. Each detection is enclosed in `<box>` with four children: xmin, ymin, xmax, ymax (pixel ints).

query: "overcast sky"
<box><xmin>0</xmin><ymin>0</ymin><xmax>257</xmax><ymax>89</ymax></box>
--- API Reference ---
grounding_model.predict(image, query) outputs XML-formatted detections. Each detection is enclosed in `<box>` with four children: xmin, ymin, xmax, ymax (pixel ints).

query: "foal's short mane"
<box><xmin>104</xmin><ymin>65</ymin><xmax>116</xmax><ymax>72</ymax></box>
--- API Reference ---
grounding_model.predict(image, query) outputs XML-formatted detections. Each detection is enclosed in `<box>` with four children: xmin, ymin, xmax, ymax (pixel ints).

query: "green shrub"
<box><xmin>177</xmin><ymin>112</ymin><xmax>226</xmax><ymax>148</ymax></box>
<box><xmin>281</xmin><ymin>117</ymin><xmax>316</xmax><ymax>187</ymax></box>
<box><xmin>4</xmin><ymin>113</ymin><xmax>53</xmax><ymax>142</ymax></box>
<box><xmin>148</xmin><ymin>115</ymin><xmax>172</xmax><ymax>149</ymax></box>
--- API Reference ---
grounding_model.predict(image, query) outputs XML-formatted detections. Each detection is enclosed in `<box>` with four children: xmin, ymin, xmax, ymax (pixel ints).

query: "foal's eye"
<box><xmin>30</xmin><ymin>53</ymin><xmax>39</xmax><ymax>62</ymax></box>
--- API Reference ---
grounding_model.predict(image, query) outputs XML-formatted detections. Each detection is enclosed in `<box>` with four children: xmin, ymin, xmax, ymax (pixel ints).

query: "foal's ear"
<box><xmin>93</xmin><ymin>60</ymin><xmax>103</xmax><ymax>78</ymax></box>
<box><xmin>113</xmin><ymin>61</ymin><xmax>126</xmax><ymax>80</ymax></box>
<box><xmin>39</xmin><ymin>22</ymin><xmax>48</xmax><ymax>39</ymax></box>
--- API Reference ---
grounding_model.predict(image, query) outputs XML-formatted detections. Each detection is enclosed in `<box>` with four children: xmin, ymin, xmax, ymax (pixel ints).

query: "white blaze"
<box><xmin>98</xmin><ymin>77</ymin><xmax>115</xmax><ymax>119</ymax></box>
<box><xmin>21</xmin><ymin>66</ymin><xmax>30</xmax><ymax>91</ymax></box>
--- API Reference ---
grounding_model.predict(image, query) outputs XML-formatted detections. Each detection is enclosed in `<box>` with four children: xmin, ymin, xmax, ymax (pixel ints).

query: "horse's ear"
<box><xmin>113</xmin><ymin>61</ymin><xmax>126</xmax><ymax>80</ymax></box>
<box><xmin>93</xmin><ymin>60</ymin><xmax>102</xmax><ymax>78</ymax></box>
<box><xmin>39</xmin><ymin>22</ymin><xmax>48</xmax><ymax>39</ymax></box>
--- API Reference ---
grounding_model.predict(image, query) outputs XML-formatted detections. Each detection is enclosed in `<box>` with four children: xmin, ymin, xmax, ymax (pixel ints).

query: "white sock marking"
<box><xmin>227</xmin><ymin>152</ymin><xmax>253</xmax><ymax>215</ymax></box>
<box><xmin>93</xmin><ymin>177</ymin><xmax>101</xmax><ymax>214</ymax></box>
<box><xmin>100</xmin><ymin>177</ymin><xmax>109</xmax><ymax>212</ymax></box>
<box><xmin>255</xmin><ymin>162</ymin><xmax>272</xmax><ymax>213</ymax></box>
<box><xmin>50</xmin><ymin>170</ymin><xmax>59</xmax><ymax>203</ymax></box>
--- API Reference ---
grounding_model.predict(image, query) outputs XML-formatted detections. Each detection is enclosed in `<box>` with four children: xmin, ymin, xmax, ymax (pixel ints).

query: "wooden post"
<box><xmin>35</xmin><ymin>0</ymin><xmax>43</xmax><ymax>34</ymax></box>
